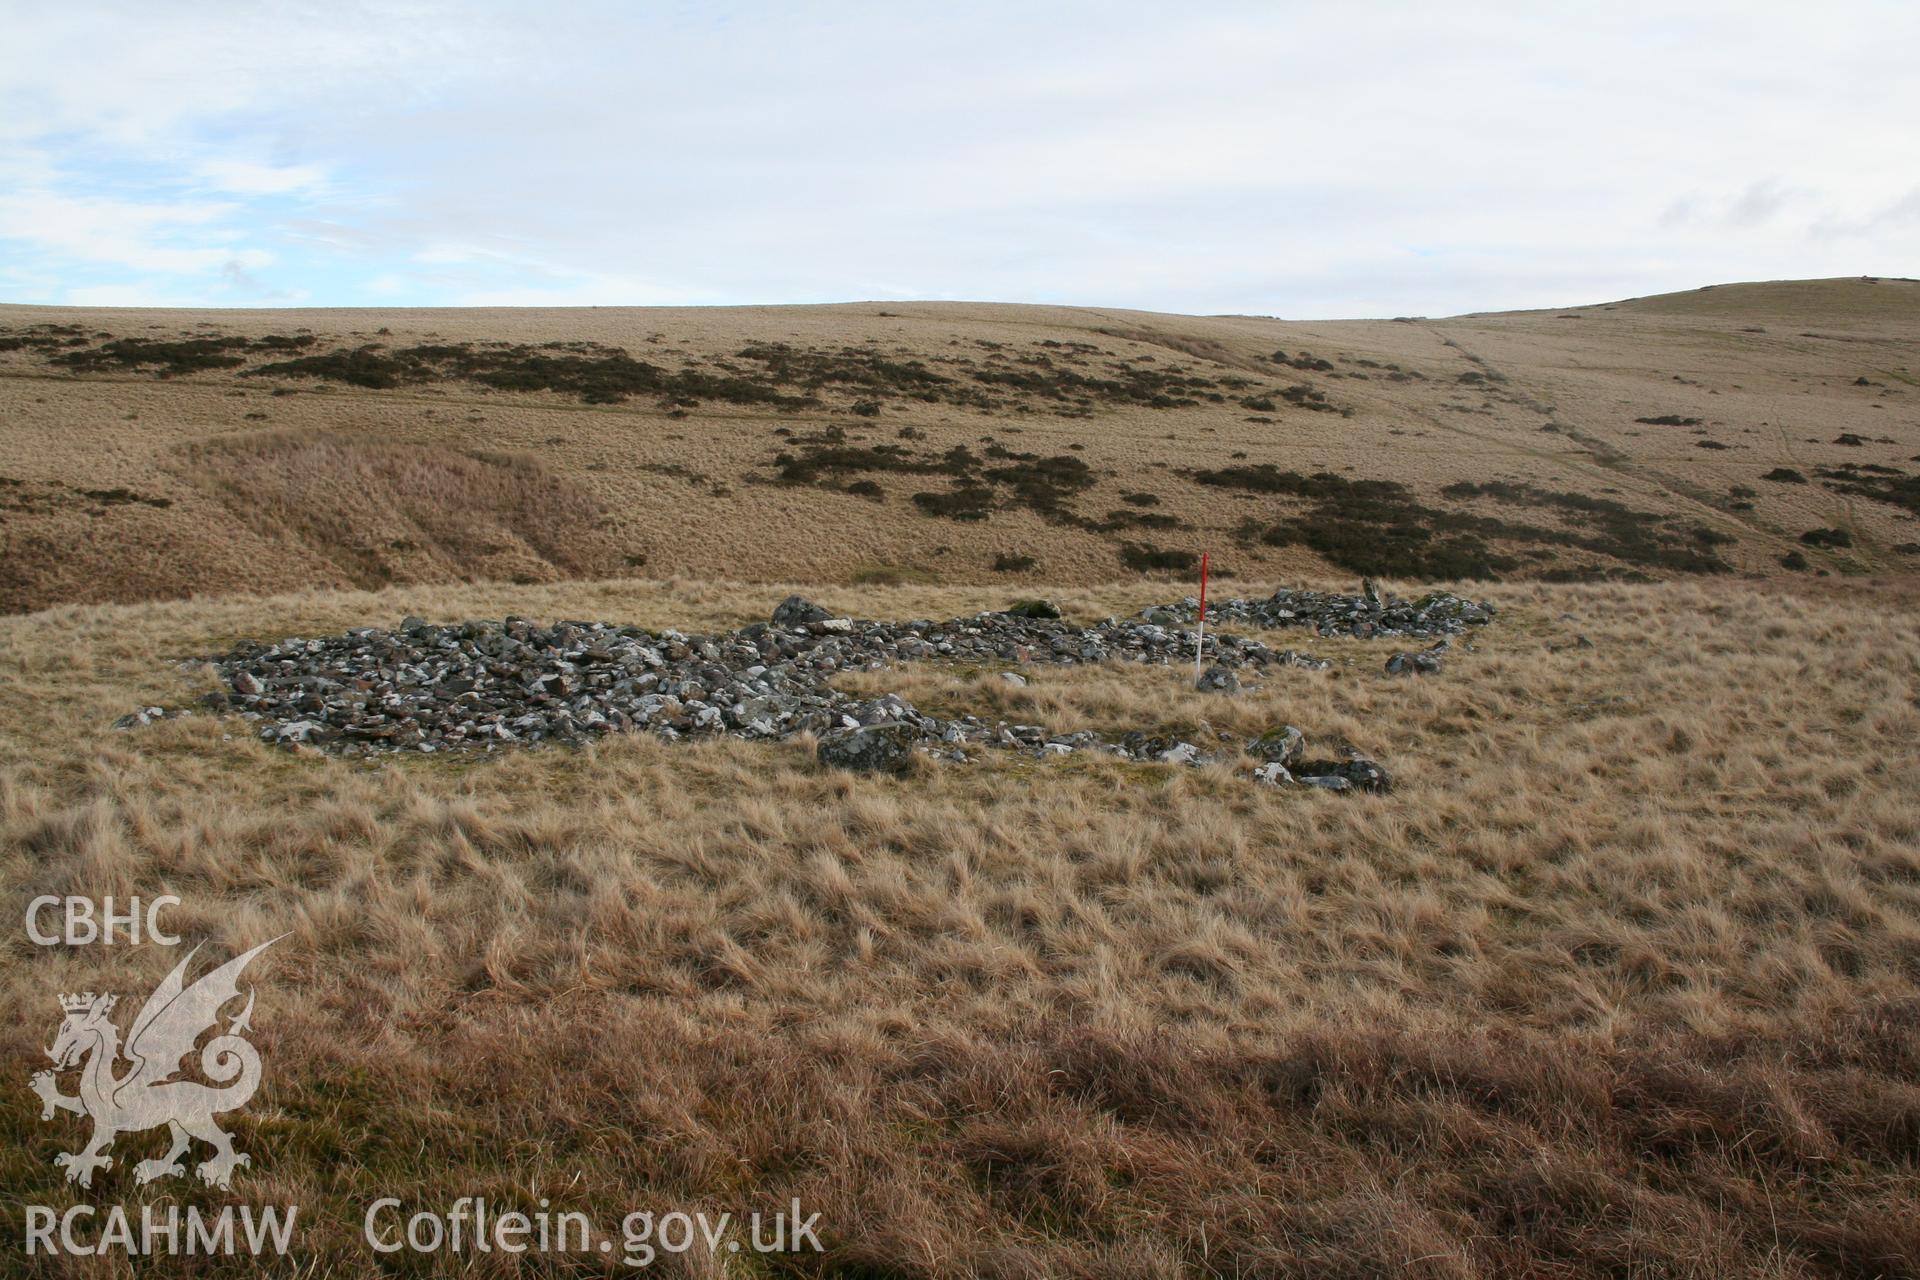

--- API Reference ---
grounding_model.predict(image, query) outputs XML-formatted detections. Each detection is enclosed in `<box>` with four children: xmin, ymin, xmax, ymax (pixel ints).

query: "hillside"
<box><xmin>2</xmin><ymin>277</ymin><xmax>1916</xmax><ymax>614</ymax></box>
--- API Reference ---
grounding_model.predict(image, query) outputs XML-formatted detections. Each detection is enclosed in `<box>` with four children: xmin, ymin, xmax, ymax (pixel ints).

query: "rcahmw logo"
<box><xmin>29</xmin><ymin>934</ymin><xmax>283</xmax><ymax>1191</ymax></box>
<box><xmin>26</xmin><ymin>1203</ymin><xmax>297</xmax><ymax>1259</ymax></box>
<box><xmin>23</xmin><ymin>909</ymin><xmax>298</xmax><ymax>1260</ymax></box>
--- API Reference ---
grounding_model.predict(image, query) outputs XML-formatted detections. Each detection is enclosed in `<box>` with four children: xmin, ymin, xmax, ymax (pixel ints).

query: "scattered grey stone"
<box><xmin>114</xmin><ymin>591</ymin><xmax>1424</xmax><ymax>796</ymax></box>
<box><xmin>1386</xmin><ymin>641</ymin><xmax>1448</xmax><ymax>676</ymax></box>
<box><xmin>817</xmin><ymin>724</ymin><xmax>918</xmax><ymax>774</ymax></box>
<box><xmin>187</xmin><ymin>603</ymin><xmax>1324</xmax><ymax>760</ymax></box>
<box><xmin>270</xmin><ymin>720</ymin><xmax>331</xmax><ymax>744</ymax></box>
<box><xmin>1252</xmin><ymin>762</ymin><xmax>1294</xmax><ymax>786</ymax></box>
<box><xmin>1387</xmin><ymin>638</ymin><xmax>1450</xmax><ymax>675</ymax></box>
<box><xmin>1164</xmin><ymin>582</ymin><xmax>1494</xmax><ymax>639</ymax></box>
<box><xmin>1196</xmin><ymin>663</ymin><xmax>1239</xmax><ymax>693</ymax></box>
<box><xmin>1000</xmin><ymin>672</ymin><xmax>1028</xmax><ymax>687</ymax></box>
<box><xmin>772</xmin><ymin>595</ymin><xmax>831</xmax><ymax>627</ymax></box>
<box><xmin>1293</xmin><ymin>753</ymin><xmax>1392</xmax><ymax>794</ymax></box>
<box><xmin>1248</xmin><ymin>725</ymin><xmax>1304</xmax><ymax>765</ymax></box>
<box><xmin>1339</xmin><ymin>756</ymin><xmax>1392</xmax><ymax>793</ymax></box>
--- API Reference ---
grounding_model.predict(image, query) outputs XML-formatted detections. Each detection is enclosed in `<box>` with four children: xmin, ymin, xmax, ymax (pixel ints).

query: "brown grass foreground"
<box><xmin>3</xmin><ymin>575</ymin><xmax>1919</xmax><ymax>1277</ymax></box>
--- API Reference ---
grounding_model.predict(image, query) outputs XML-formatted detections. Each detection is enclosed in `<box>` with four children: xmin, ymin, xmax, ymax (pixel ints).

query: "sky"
<box><xmin>1</xmin><ymin>1</ymin><xmax>1915</xmax><ymax>318</ymax></box>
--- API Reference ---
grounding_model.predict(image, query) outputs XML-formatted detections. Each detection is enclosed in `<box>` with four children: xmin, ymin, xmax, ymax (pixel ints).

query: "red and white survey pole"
<box><xmin>1192</xmin><ymin>551</ymin><xmax>1209</xmax><ymax>686</ymax></box>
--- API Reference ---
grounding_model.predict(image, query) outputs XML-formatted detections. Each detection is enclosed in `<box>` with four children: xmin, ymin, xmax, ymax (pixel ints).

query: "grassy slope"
<box><xmin>3</xmin><ymin>573</ymin><xmax>1918</xmax><ymax>1276</ymax></box>
<box><xmin>1</xmin><ymin>277</ymin><xmax>1916</xmax><ymax>613</ymax></box>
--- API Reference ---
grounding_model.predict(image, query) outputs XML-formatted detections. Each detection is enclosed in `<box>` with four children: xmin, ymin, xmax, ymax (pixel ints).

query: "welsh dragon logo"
<box><xmin>29</xmin><ymin>938</ymin><xmax>280</xmax><ymax>1190</ymax></box>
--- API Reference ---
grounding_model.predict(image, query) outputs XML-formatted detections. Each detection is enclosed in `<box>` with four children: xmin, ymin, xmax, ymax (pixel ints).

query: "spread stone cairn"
<box><xmin>116</xmin><ymin>583</ymin><xmax>1492</xmax><ymax>792</ymax></box>
<box><xmin>1157</xmin><ymin>578</ymin><xmax>1494</xmax><ymax>639</ymax></box>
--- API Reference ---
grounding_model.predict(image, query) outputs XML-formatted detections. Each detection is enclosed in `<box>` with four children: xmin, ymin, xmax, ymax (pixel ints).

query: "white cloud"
<box><xmin>412</xmin><ymin>244</ymin><xmax>488</xmax><ymax>265</ymax></box>
<box><xmin>0</xmin><ymin>185</ymin><xmax>272</xmax><ymax>274</ymax></box>
<box><xmin>194</xmin><ymin>159</ymin><xmax>329</xmax><ymax>196</ymax></box>
<box><xmin>1876</xmin><ymin>188</ymin><xmax>1920</xmax><ymax>228</ymax></box>
<box><xmin>450</xmin><ymin>283</ymin><xmax>681</xmax><ymax>307</ymax></box>
<box><xmin>63</xmin><ymin>283</ymin><xmax>216</xmax><ymax>307</ymax></box>
<box><xmin>0</xmin><ymin>1</ymin><xmax>1916</xmax><ymax>314</ymax></box>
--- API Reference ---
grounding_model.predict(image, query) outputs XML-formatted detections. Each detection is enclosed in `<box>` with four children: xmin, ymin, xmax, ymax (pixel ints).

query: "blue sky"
<box><xmin>2</xmin><ymin>1</ymin><xmax>1915</xmax><ymax>317</ymax></box>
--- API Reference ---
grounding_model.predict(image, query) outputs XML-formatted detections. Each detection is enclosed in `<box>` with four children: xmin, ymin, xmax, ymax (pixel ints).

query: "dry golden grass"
<box><xmin>172</xmin><ymin>428</ymin><xmax>625</xmax><ymax>589</ymax></box>
<box><xmin>3</xmin><ymin>277</ymin><xmax>1917</xmax><ymax>612</ymax></box>
<box><xmin>4</xmin><ymin>573</ymin><xmax>1918</xmax><ymax>1276</ymax></box>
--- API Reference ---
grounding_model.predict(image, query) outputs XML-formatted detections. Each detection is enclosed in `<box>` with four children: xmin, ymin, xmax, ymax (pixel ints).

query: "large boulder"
<box><xmin>1386</xmin><ymin>639</ymin><xmax>1449</xmax><ymax>675</ymax></box>
<box><xmin>1293</xmin><ymin>754</ymin><xmax>1392</xmax><ymax>794</ymax></box>
<box><xmin>1196</xmin><ymin>663</ymin><xmax>1239</xmax><ymax>693</ymax></box>
<box><xmin>772</xmin><ymin>595</ymin><xmax>832</xmax><ymax>627</ymax></box>
<box><xmin>817</xmin><ymin>724</ymin><xmax>920</xmax><ymax>774</ymax></box>
<box><xmin>1248</xmin><ymin>724</ymin><xmax>1304</xmax><ymax>765</ymax></box>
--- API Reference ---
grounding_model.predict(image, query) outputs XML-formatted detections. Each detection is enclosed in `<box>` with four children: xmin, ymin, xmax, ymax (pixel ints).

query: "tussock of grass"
<box><xmin>1818</xmin><ymin>463</ymin><xmax>1920</xmax><ymax>515</ymax></box>
<box><xmin>53</xmin><ymin>333</ymin><xmax>317</xmax><ymax>377</ymax></box>
<box><xmin>737</xmin><ymin>341</ymin><xmax>965</xmax><ymax>402</ymax></box>
<box><xmin>1441</xmin><ymin>481</ymin><xmax>1734</xmax><ymax>575</ymax></box>
<box><xmin>247</xmin><ymin>340</ymin><xmax>819</xmax><ymax>407</ymax></box>
<box><xmin>1118</xmin><ymin>541</ymin><xmax>1197</xmax><ymax>573</ymax></box>
<box><xmin>1181</xmin><ymin>467</ymin><xmax>1732</xmax><ymax>580</ymax></box>
<box><xmin>779</xmin><ymin>432</ymin><xmax>1099</xmax><ymax>527</ymax></box>
<box><xmin>1199</xmin><ymin>467</ymin><xmax>1523</xmax><ymax>579</ymax></box>
<box><xmin>849</xmin><ymin>562</ymin><xmax>935</xmax><ymax>586</ymax></box>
